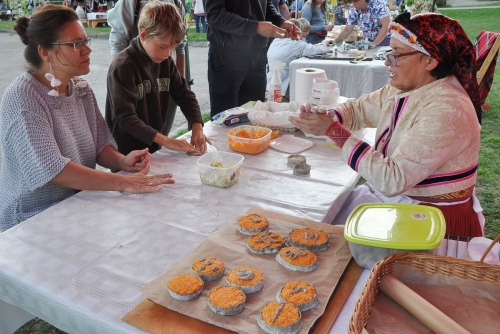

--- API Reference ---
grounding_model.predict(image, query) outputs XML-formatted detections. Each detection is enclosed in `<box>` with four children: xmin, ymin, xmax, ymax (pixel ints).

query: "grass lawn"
<box><xmin>0</xmin><ymin>20</ymin><xmax>208</xmax><ymax>41</ymax></box>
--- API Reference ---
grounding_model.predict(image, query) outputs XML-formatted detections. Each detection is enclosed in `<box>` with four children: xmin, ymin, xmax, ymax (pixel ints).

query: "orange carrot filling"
<box><xmin>228</xmin><ymin>127</ymin><xmax>271</xmax><ymax>154</ymax></box>
<box><xmin>192</xmin><ymin>258</ymin><xmax>224</xmax><ymax>275</ymax></box>
<box><xmin>227</xmin><ymin>266</ymin><xmax>263</xmax><ymax>286</ymax></box>
<box><xmin>290</xmin><ymin>228</ymin><xmax>329</xmax><ymax>246</ymax></box>
<box><xmin>232</xmin><ymin>128</ymin><xmax>269</xmax><ymax>139</ymax></box>
<box><xmin>248</xmin><ymin>232</ymin><xmax>284</xmax><ymax>250</ymax></box>
<box><xmin>281</xmin><ymin>282</ymin><xmax>316</xmax><ymax>304</ymax></box>
<box><xmin>238</xmin><ymin>214</ymin><xmax>269</xmax><ymax>230</ymax></box>
<box><xmin>261</xmin><ymin>302</ymin><xmax>300</xmax><ymax>326</ymax></box>
<box><xmin>209</xmin><ymin>286</ymin><xmax>245</xmax><ymax>308</ymax></box>
<box><xmin>167</xmin><ymin>274</ymin><xmax>203</xmax><ymax>294</ymax></box>
<box><xmin>279</xmin><ymin>247</ymin><xmax>317</xmax><ymax>266</ymax></box>
<box><xmin>229</xmin><ymin>138</ymin><xmax>269</xmax><ymax>154</ymax></box>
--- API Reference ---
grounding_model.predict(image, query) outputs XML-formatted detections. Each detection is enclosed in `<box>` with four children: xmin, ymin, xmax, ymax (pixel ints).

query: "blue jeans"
<box><xmin>194</xmin><ymin>14</ymin><xmax>206</xmax><ymax>33</ymax></box>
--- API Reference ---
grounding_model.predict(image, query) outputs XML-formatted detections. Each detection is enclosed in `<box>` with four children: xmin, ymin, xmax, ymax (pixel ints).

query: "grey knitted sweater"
<box><xmin>0</xmin><ymin>72</ymin><xmax>116</xmax><ymax>231</ymax></box>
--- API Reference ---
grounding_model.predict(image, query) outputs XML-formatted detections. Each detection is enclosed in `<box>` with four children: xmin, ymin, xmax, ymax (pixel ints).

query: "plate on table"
<box><xmin>270</xmin><ymin>135</ymin><xmax>313</xmax><ymax>153</ymax></box>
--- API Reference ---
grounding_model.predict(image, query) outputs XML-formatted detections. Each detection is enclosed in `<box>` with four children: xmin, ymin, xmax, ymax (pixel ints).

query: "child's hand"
<box><xmin>163</xmin><ymin>137</ymin><xmax>200</xmax><ymax>154</ymax></box>
<box><xmin>191</xmin><ymin>124</ymin><xmax>212</xmax><ymax>153</ymax></box>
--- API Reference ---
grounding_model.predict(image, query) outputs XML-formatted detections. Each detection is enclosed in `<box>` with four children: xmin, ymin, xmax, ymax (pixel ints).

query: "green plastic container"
<box><xmin>344</xmin><ymin>203</ymin><xmax>446</xmax><ymax>269</ymax></box>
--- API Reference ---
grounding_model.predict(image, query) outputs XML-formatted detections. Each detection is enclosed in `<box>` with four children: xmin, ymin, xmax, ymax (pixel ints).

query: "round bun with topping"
<box><xmin>247</xmin><ymin>232</ymin><xmax>286</xmax><ymax>254</ymax></box>
<box><xmin>237</xmin><ymin>214</ymin><xmax>269</xmax><ymax>235</ymax></box>
<box><xmin>167</xmin><ymin>273</ymin><xmax>204</xmax><ymax>301</ymax></box>
<box><xmin>208</xmin><ymin>285</ymin><xmax>246</xmax><ymax>316</ymax></box>
<box><xmin>275</xmin><ymin>246</ymin><xmax>318</xmax><ymax>272</ymax></box>
<box><xmin>257</xmin><ymin>301</ymin><xmax>302</xmax><ymax>334</ymax></box>
<box><xmin>192</xmin><ymin>257</ymin><xmax>225</xmax><ymax>281</ymax></box>
<box><xmin>226</xmin><ymin>266</ymin><xmax>264</xmax><ymax>293</ymax></box>
<box><xmin>288</xmin><ymin>228</ymin><xmax>330</xmax><ymax>252</ymax></box>
<box><xmin>277</xmin><ymin>281</ymin><xmax>319</xmax><ymax>312</ymax></box>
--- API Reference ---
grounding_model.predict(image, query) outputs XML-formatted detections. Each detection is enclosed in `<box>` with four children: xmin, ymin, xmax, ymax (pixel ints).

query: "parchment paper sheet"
<box><xmin>366</xmin><ymin>264</ymin><xmax>500</xmax><ymax>333</ymax></box>
<box><xmin>140</xmin><ymin>208</ymin><xmax>351</xmax><ymax>334</ymax></box>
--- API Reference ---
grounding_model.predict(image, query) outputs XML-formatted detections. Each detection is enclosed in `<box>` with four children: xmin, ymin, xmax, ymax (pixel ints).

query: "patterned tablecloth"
<box><xmin>0</xmin><ymin>122</ymin><xmax>369</xmax><ymax>333</ymax></box>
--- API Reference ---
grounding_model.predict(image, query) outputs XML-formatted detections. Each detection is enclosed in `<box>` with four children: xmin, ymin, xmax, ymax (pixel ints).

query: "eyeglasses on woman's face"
<box><xmin>51</xmin><ymin>38</ymin><xmax>91</xmax><ymax>52</ymax></box>
<box><xmin>385</xmin><ymin>49</ymin><xmax>421</xmax><ymax>66</ymax></box>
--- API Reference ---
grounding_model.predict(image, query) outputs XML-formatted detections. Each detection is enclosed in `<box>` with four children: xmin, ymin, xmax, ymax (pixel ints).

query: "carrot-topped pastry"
<box><xmin>275</xmin><ymin>246</ymin><xmax>318</xmax><ymax>272</ymax></box>
<box><xmin>247</xmin><ymin>232</ymin><xmax>285</xmax><ymax>254</ymax></box>
<box><xmin>277</xmin><ymin>281</ymin><xmax>319</xmax><ymax>312</ymax></box>
<box><xmin>237</xmin><ymin>214</ymin><xmax>269</xmax><ymax>235</ymax></box>
<box><xmin>167</xmin><ymin>273</ymin><xmax>204</xmax><ymax>301</ymax></box>
<box><xmin>192</xmin><ymin>257</ymin><xmax>225</xmax><ymax>281</ymax></box>
<box><xmin>226</xmin><ymin>266</ymin><xmax>264</xmax><ymax>293</ymax></box>
<box><xmin>207</xmin><ymin>285</ymin><xmax>246</xmax><ymax>316</ymax></box>
<box><xmin>257</xmin><ymin>301</ymin><xmax>302</xmax><ymax>334</ymax></box>
<box><xmin>288</xmin><ymin>228</ymin><xmax>330</xmax><ymax>252</ymax></box>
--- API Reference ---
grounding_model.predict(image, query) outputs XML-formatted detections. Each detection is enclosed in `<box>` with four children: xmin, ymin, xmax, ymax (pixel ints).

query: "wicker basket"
<box><xmin>348</xmin><ymin>251</ymin><xmax>500</xmax><ymax>334</ymax></box>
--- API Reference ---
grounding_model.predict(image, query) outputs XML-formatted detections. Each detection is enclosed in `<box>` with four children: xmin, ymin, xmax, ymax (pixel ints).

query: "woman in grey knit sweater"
<box><xmin>0</xmin><ymin>5</ymin><xmax>174</xmax><ymax>231</ymax></box>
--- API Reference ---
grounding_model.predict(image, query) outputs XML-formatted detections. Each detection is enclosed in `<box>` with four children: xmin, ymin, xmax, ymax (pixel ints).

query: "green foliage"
<box><xmin>7</xmin><ymin>0</ymin><xmax>31</xmax><ymax>16</ymax></box>
<box><xmin>407</xmin><ymin>0</ymin><xmax>439</xmax><ymax>14</ymax></box>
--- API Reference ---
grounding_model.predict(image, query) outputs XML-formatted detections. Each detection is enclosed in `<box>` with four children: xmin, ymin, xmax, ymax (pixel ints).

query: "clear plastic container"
<box><xmin>344</xmin><ymin>203</ymin><xmax>446</xmax><ymax>269</ymax></box>
<box><xmin>196</xmin><ymin>152</ymin><xmax>244</xmax><ymax>188</ymax></box>
<box><xmin>227</xmin><ymin>125</ymin><xmax>272</xmax><ymax>155</ymax></box>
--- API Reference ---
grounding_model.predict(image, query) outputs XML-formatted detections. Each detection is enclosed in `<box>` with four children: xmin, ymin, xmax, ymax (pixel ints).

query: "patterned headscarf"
<box><xmin>389</xmin><ymin>12</ymin><xmax>482</xmax><ymax>123</ymax></box>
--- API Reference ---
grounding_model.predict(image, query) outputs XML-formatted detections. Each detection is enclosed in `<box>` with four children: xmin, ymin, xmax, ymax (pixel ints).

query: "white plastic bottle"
<box><xmin>268</xmin><ymin>62</ymin><xmax>286</xmax><ymax>103</ymax></box>
<box><xmin>340</xmin><ymin>40</ymin><xmax>346</xmax><ymax>53</ymax></box>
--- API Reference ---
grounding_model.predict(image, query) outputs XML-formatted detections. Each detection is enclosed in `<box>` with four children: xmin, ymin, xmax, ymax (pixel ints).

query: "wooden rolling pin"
<box><xmin>379</xmin><ymin>274</ymin><xmax>470</xmax><ymax>334</ymax></box>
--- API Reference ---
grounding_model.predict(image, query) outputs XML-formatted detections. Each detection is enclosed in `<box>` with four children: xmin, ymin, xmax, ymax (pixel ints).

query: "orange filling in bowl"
<box><xmin>228</xmin><ymin>126</ymin><xmax>271</xmax><ymax>154</ymax></box>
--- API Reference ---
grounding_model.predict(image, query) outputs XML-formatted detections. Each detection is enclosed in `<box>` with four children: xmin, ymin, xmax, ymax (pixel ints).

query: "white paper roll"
<box><xmin>294</xmin><ymin>68</ymin><xmax>327</xmax><ymax>104</ymax></box>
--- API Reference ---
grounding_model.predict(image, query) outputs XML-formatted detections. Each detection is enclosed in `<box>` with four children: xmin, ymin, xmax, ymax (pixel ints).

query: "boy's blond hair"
<box><xmin>298</xmin><ymin>18</ymin><xmax>311</xmax><ymax>33</ymax></box>
<box><xmin>289</xmin><ymin>18</ymin><xmax>302</xmax><ymax>31</ymax></box>
<box><xmin>138</xmin><ymin>0</ymin><xmax>185</xmax><ymax>44</ymax></box>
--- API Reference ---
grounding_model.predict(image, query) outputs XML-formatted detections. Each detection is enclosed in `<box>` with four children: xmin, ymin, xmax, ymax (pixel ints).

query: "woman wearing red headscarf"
<box><xmin>290</xmin><ymin>13</ymin><xmax>483</xmax><ymax>239</ymax></box>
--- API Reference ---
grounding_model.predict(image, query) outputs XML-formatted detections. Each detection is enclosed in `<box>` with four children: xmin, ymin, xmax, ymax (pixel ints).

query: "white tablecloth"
<box><xmin>289</xmin><ymin>52</ymin><xmax>390</xmax><ymax>100</ymax></box>
<box><xmin>0</xmin><ymin>122</ymin><xmax>372</xmax><ymax>333</ymax></box>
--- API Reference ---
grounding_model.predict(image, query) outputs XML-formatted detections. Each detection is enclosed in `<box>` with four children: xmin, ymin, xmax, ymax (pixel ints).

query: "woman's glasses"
<box><xmin>384</xmin><ymin>50</ymin><xmax>421</xmax><ymax>66</ymax></box>
<box><xmin>51</xmin><ymin>38</ymin><xmax>91</xmax><ymax>52</ymax></box>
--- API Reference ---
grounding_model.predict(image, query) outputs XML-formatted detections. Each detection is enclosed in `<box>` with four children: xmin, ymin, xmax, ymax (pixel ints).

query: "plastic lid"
<box><xmin>344</xmin><ymin>203</ymin><xmax>445</xmax><ymax>250</ymax></box>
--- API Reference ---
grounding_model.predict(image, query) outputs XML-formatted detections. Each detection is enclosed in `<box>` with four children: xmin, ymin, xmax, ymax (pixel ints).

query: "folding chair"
<box><xmin>474</xmin><ymin>30</ymin><xmax>500</xmax><ymax>109</ymax></box>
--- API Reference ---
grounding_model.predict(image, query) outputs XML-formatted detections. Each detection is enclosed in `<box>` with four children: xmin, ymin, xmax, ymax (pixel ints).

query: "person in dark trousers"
<box><xmin>204</xmin><ymin>0</ymin><xmax>301</xmax><ymax>118</ymax></box>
